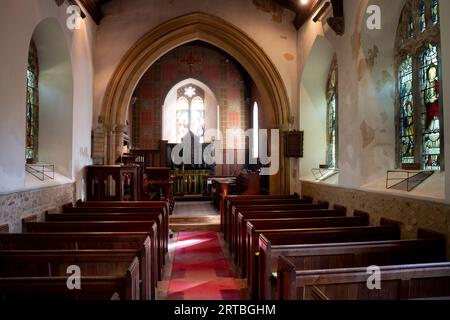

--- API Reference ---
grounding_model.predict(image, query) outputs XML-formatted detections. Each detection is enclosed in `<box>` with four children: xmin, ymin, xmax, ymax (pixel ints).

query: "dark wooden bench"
<box><xmin>239</xmin><ymin>213</ymin><xmax>369</xmax><ymax>279</ymax></box>
<box><xmin>225</xmin><ymin>198</ymin><xmax>315</xmax><ymax>241</ymax></box>
<box><xmin>63</xmin><ymin>206</ymin><xmax>168</xmax><ymax>256</ymax></box>
<box><xmin>228</xmin><ymin>202</ymin><xmax>330</xmax><ymax>251</ymax></box>
<box><xmin>45</xmin><ymin>212</ymin><xmax>166</xmax><ymax>266</ymax></box>
<box><xmin>0</xmin><ymin>250</ymin><xmax>141</xmax><ymax>300</ymax></box>
<box><xmin>23</xmin><ymin>220</ymin><xmax>162</xmax><ymax>284</ymax></box>
<box><xmin>233</xmin><ymin>207</ymin><xmax>347</xmax><ymax>262</ymax></box>
<box><xmin>0</xmin><ymin>275</ymin><xmax>138</xmax><ymax>300</ymax></box>
<box><xmin>278</xmin><ymin>261</ymin><xmax>450</xmax><ymax>300</ymax></box>
<box><xmin>0</xmin><ymin>232</ymin><xmax>154</xmax><ymax>299</ymax></box>
<box><xmin>254</xmin><ymin>225</ymin><xmax>401</xmax><ymax>300</ymax></box>
<box><xmin>74</xmin><ymin>200</ymin><xmax>171</xmax><ymax>215</ymax></box>
<box><xmin>221</xmin><ymin>195</ymin><xmax>300</xmax><ymax>232</ymax></box>
<box><xmin>276</xmin><ymin>235</ymin><xmax>447</xmax><ymax>300</ymax></box>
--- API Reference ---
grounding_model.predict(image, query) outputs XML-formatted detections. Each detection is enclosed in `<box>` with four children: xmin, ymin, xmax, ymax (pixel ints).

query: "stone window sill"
<box><xmin>0</xmin><ymin>173</ymin><xmax>74</xmax><ymax>196</ymax></box>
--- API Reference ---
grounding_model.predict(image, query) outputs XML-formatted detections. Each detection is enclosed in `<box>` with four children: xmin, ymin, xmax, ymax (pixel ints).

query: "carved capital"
<box><xmin>327</xmin><ymin>17</ymin><xmax>345</xmax><ymax>36</ymax></box>
<box><xmin>114</xmin><ymin>124</ymin><xmax>127</xmax><ymax>133</ymax></box>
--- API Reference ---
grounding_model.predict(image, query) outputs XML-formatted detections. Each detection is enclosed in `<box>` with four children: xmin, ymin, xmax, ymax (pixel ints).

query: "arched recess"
<box><xmin>299</xmin><ymin>35</ymin><xmax>336</xmax><ymax>180</ymax></box>
<box><xmin>31</xmin><ymin>18</ymin><xmax>74</xmax><ymax>178</ymax></box>
<box><xmin>98</xmin><ymin>12</ymin><xmax>291</xmax><ymax>194</ymax></box>
<box><xmin>162</xmin><ymin>78</ymin><xmax>219</xmax><ymax>144</ymax></box>
<box><xmin>356</xmin><ymin>0</ymin><xmax>407</xmax><ymax>180</ymax></box>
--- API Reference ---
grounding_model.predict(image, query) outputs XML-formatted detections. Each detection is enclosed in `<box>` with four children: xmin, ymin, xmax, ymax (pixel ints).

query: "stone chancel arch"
<box><xmin>97</xmin><ymin>12</ymin><xmax>291</xmax><ymax>193</ymax></box>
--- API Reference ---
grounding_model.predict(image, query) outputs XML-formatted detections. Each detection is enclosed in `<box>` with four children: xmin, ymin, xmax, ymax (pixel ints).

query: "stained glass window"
<box><xmin>399</xmin><ymin>56</ymin><xmax>415</xmax><ymax>164</ymax></box>
<box><xmin>176</xmin><ymin>85</ymin><xmax>205</xmax><ymax>143</ymax></box>
<box><xmin>420</xmin><ymin>44</ymin><xmax>440</xmax><ymax>170</ymax></box>
<box><xmin>26</xmin><ymin>40</ymin><xmax>39</xmax><ymax>163</ymax></box>
<box><xmin>419</xmin><ymin>0</ymin><xmax>426</xmax><ymax>32</ymax></box>
<box><xmin>408</xmin><ymin>14</ymin><xmax>414</xmax><ymax>38</ymax></box>
<box><xmin>326</xmin><ymin>57</ymin><xmax>338</xmax><ymax>169</ymax></box>
<box><xmin>396</xmin><ymin>0</ymin><xmax>442</xmax><ymax>171</ymax></box>
<box><xmin>431</xmin><ymin>0</ymin><xmax>439</xmax><ymax>25</ymax></box>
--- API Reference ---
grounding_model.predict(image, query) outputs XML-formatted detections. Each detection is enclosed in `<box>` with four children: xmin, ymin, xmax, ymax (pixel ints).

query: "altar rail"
<box><xmin>171</xmin><ymin>170</ymin><xmax>210</xmax><ymax>196</ymax></box>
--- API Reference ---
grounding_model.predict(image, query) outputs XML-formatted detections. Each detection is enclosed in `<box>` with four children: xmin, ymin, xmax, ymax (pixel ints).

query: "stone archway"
<box><xmin>97</xmin><ymin>12</ymin><xmax>291</xmax><ymax>194</ymax></box>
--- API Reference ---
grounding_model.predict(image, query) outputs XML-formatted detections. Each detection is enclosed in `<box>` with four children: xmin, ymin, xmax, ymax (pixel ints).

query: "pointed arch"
<box><xmin>99</xmin><ymin>12</ymin><xmax>291</xmax><ymax>193</ymax></box>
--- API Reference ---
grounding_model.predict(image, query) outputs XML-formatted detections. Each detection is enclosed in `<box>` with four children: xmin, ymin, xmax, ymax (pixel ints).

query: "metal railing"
<box><xmin>311</xmin><ymin>167</ymin><xmax>339</xmax><ymax>182</ymax></box>
<box><xmin>386</xmin><ymin>170</ymin><xmax>434</xmax><ymax>192</ymax></box>
<box><xmin>26</xmin><ymin>163</ymin><xmax>55</xmax><ymax>181</ymax></box>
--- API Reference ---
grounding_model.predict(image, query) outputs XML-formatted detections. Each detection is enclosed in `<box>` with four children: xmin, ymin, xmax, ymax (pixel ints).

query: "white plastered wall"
<box><xmin>0</xmin><ymin>0</ymin><xmax>96</xmax><ymax>200</ymax></box>
<box><xmin>294</xmin><ymin>0</ymin><xmax>450</xmax><ymax>204</ymax></box>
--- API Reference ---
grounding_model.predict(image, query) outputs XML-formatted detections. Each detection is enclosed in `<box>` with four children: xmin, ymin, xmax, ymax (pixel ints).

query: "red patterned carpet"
<box><xmin>167</xmin><ymin>231</ymin><xmax>242</xmax><ymax>300</ymax></box>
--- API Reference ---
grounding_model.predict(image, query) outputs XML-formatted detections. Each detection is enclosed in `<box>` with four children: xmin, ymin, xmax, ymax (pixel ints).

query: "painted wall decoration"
<box><xmin>131</xmin><ymin>42</ymin><xmax>250</xmax><ymax>150</ymax></box>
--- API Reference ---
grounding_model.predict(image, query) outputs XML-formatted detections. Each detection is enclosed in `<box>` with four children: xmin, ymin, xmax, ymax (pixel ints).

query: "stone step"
<box><xmin>170</xmin><ymin>216</ymin><xmax>219</xmax><ymax>224</ymax></box>
<box><xmin>169</xmin><ymin>215</ymin><xmax>220</xmax><ymax>232</ymax></box>
<box><xmin>170</xmin><ymin>223</ymin><xmax>221</xmax><ymax>232</ymax></box>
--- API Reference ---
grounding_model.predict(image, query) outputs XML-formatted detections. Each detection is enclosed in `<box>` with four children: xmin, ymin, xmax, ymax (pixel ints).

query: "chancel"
<box><xmin>0</xmin><ymin>0</ymin><xmax>450</xmax><ymax>303</ymax></box>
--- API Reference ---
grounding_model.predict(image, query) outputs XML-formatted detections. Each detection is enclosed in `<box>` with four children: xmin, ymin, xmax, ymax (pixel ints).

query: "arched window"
<box><xmin>326</xmin><ymin>56</ymin><xmax>338</xmax><ymax>169</ymax></box>
<box><xmin>26</xmin><ymin>39</ymin><xmax>39</xmax><ymax>163</ymax></box>
<box><xmin>395</xmin><ymin>0</ymin><xmax>442</xmax><ymax>170</ymax></box>
<box><xmin>176</xmin><ymin>85</ymin><xmax>205</xmax><ymax>143</ymax></box>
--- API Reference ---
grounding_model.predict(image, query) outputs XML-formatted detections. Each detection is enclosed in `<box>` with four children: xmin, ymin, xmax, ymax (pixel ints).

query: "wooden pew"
<box><xmin>311</xmin><ymin>286</ymin><xmax>330</xmax><ymax>300</ymax></box>
<box><xmin>74</xmin><ymin>200</ymin><xmax>171</xmax><ymax>216</ymax></box>
<box><xmin>222</xmin><ymin>195</ymin><xmax>300</xmax><ymax>226</ymax></box>
<box><xmin>0</xmin><ymin>275</ymin><xmax>137</xmax><ymax>300</ymax></box>
<box><xmin>23</xmin><ymin>221</ymin><xmax>161</xmax><ymax>285</ymax></box>
<box><xmin>45</xmin><ymin>212</ymin><xmax>165</xmax><ymax>266</ymax></box>
<box><xmin>254</xmin><ymin>225</ymin><xmax>400</xmax><ymax>300</ymax></box>
<box><xmin>63</xmin><ymin>206</ymin><xmax>168</xmax><ymax>256</ymax></box>
<box><xmin>229</xmin><ymin>202</ymin><xmax>330</xmax><ymax>251</ymax></box>
<box><xmin>278</xmin><ymin>261</ymin><xmax>450</xmax><ymax>300</ymax></box>
<box><xmin>225</xmin><ymin>197</ymin><xmax>313</xmax><ymax>238</ymax></box>
<box><xmin>233</xmin><ymin>207</ymin><xmax>347</xmax><ymax>261</ymax></box>
<box><xmin>0</xmin><ymin>250</ymin><xmax>141</xmax><ymax>300</ymax></box>
<box><xmin>222</xmin><ymin>195</ymin><xmax>302</xmax><ymax>237</ymax></box>
<box><xmin>276</xmin><ymin>233</ymin><xmax>447</xmax><ymax>300</ymax></box>
<box><xmin>0</xmin><ymin>232</ymin><xmax>154</xmax><ymax>299</ymax></box>
<box><xmin>240</xmin><ymin>213</ymin><xmax>369</xmax><ymax>279</ymax></box>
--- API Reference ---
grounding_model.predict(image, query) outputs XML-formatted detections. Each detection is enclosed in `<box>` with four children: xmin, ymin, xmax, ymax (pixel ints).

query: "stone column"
<box><xmin>112</xmin><ymin>124</ymin><xmax>127</xmax><ymax>164</ymax></box>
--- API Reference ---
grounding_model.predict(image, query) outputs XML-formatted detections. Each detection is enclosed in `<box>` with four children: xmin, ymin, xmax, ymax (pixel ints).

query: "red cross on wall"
<box><xmin>180</xmin><ymin>52</ymin><xmax>201</xmax><ymax>74</ymax></box>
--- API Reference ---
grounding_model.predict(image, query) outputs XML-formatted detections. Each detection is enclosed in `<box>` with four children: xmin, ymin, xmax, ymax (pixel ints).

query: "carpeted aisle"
<box><xmin>167</xmin><ymin>231</ymin><xmax>241</xmax><ymax>300</ymax></box>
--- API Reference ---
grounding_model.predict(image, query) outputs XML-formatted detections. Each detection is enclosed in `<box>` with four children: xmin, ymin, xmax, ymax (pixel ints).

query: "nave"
<box><xmin>157</xmin><ymin>201</ymin><xmax>248</xmax><ymax>300</ymax></box>
<box><xmin>1</xmin><ymin>194</ymin><xmax>450</xmax><ymax>301</ymax></box>
<box><xmin>1</xmin><ymin>0</ymin><xmax>450</xmax><ymax>304</ymax></box>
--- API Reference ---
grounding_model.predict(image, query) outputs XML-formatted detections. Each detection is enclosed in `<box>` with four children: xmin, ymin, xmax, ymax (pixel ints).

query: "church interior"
<box><xmin>0</xmin><ymin>0</ymin><xmax>450</xmax><ymax>301</ymax></box>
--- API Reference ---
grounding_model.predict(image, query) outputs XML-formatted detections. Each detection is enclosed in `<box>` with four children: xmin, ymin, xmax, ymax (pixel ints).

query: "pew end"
<box><xmin>277</xmin><ymin>255</ymin><xmax>297</xmax><ymax>300</ymax></box>
<box><xmin>380</xmin><ymin>217</ymin><xmax>401</xmax><ymax>228</ymax></box>
<box><xmin>21</xmin><ymin>214</ymin><xmax>38</xmax><ymax>233</ymax></box>
<box><xmin>333</xmin><ymin>204</ymin><xmax>347</xmax><ymax>214</ymax></box>
<box><xmin>125</xmin><ymin>256</ymin><xmax>141</xmax><ymax>300</ymax></box>
<box><xmin>417</xmin><ymin>228</ymin><xmax>447</xmax><ymax>260</ymax></box>
<box><xmin>317</xmin><ymin>200</ymin><xmax>329</xmax><ymax>209</ymax></box>
<box><xmin>63</xmin><ymin>202</ymin><xmax>74</xmax><ymax>209</ymax></box>
<box><xmin>353</xmin><ymin>211</ymin><xmax>369</xmax><ymax>224</ymax></box>
<box><xmin>0</xmin><ymin>224</ymin><xmax>9</xmax><ymax>234</ymax></box>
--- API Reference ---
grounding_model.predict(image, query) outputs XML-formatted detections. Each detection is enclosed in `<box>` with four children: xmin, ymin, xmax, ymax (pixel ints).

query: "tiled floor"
<box><xmin>173</xmin><ymin>201</ymin><xmax>218</xmax><ymax>217</ymax></box>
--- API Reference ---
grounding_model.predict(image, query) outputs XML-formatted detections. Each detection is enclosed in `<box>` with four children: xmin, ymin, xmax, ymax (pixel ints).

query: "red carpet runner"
<box><xmin>167</xmin><ymin>231</ymin><xmax>241</xmax><ymax>300</ymax></box>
